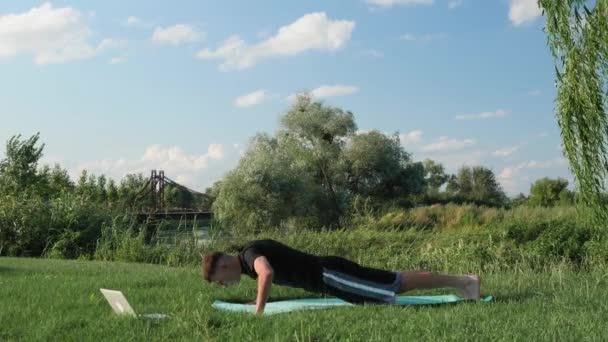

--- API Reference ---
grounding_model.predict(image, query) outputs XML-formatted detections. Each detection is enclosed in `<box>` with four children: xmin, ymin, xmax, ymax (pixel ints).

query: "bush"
<box><xmin>2</xmin><ymin>190</ymin><xmax>605</xmax><ymax>272</ymax></box>
<box><xmin>0</xmin><ymin>193</ymin><xmax>122</xmax><ymax>258</ymax></box>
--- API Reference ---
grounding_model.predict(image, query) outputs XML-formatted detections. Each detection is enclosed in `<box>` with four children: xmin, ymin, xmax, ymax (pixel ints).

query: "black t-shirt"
<box><xmin>238</xmin><ymin>239</ymin><xmax>324</xmax><ymax>292</ymax></box>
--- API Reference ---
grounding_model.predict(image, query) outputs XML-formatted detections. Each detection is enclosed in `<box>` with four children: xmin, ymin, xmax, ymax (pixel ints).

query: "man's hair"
<box><xmin>201</xmin><ymin>252</ymin><xmax>226</xmax><ymax>282</ymax></box>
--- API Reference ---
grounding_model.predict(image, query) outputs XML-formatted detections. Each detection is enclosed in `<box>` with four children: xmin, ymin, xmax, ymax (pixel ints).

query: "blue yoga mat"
<box><xmin>212</xmin><ymin>295</ymin><xmax>493</xmax><ymax>315</ymax></box>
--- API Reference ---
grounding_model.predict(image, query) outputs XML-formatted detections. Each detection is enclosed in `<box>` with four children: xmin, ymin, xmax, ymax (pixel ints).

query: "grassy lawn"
<box><xmin>1</xmin><ymin>257</ymin><xmax>607</xmax><ymax>341</ymax></box>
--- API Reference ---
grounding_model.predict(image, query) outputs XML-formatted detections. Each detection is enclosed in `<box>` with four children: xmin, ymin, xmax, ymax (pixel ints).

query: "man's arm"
<box><xmin>253</xmin><ymin>256</ymin><xmax>274</xmax><ymax>314</ymax></box>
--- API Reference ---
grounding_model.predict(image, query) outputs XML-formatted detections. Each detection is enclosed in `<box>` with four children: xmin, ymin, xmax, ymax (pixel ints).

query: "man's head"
<box><xmin>201</xmin><ymin>252</ymin><xmax>241</xmax><ymax>287</ymax></box>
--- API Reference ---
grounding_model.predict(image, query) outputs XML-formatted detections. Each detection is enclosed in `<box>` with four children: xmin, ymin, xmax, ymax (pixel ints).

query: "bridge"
<box><xmin>134</xmin><ymin>170</ymin><xmax>213</xmax><ymax>221</ymax></box>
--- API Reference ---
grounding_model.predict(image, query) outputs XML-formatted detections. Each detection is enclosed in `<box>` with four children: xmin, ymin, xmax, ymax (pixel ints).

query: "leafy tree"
<box><xmin>344</xmin><ymin>130</ymin><xmax>423</xmax><ymax>201</ymax></box>
<box><xmin>281</xmin><ymin>94</ymin><xmax>357</xmax><ymax>218</ymax></box>
<box><xmin>559</xmin><ymin>187</ymin><xmax>576</xmax><ymax>206</ymax></box>
<box><xmin>0</xmin><ymin>133</ymin><xmax>44</xmax><ymax>194</ymax></box>
<box><xmin>107</xmin><ymin>179</ymin><xmax>119</xmax><ymax>204</ymax></box>
<box><xmin>422</xmin><ymin>159</ymin><xmax>449</xmax><ymax>193</ymax></box>
<box><xmin>76</xmin><ymin>170</ymin><xmax>89</xmax><ymax>197</ymax></box>
<box><xmin>528</xmin><ymin>177</ymin><xmax>573</xmax><ymax>207</ymax></box>
<box><xmin>118</xmin><ymin>173</ymin><xmax>150</xmax><ymax>208</ymax></box>
<box><xmin>446</xmin><ymin>174</ymin><xmax>459</xmax><ymax>194</ymax></box>
<box><xmin>75</xmin><ymin>170</ymin><xmax>101</xmax><ymax>201</ymax></box>
<box><xmin>97</xmin><ymin>175</ymin><xmax>107</xmax><ymax>203</ymax></box>
<box><xmin>539</xmin><ymin>0</ymin><xmax>608</xmax><ymax>223</ymax></box>
<box><xmin>164</xmin><ymin>185</ymin><xmax>195</xmax><ymax>209</ymax></box>
<box><xmin>38</xmin><ymin>164</ymin><xmax>74</xmax><ymax>198</ymax></box>
<box><xmin>446</xmin><ymin>166</ymin><xmax>506</xmax><ymax>206</ymax></box>
<box><xmin>511</xmin><ymin>193</ymin><xmax>529</xmax><ymax>207</ymax></box>
<box><xmin>213</xmin><ymin>95</ymin><xmax>424</xmax><ymax>231</ymax></box>
<box><xmin>213</xmin><ymin>133</ymin><xmax>318</xmax><ymax>231</ymax></box>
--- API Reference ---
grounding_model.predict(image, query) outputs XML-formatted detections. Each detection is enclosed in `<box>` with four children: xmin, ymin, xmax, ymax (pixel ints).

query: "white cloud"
<box><xmin>124</xmin><ymin>15</ymin><xmax>152</xmax><ymax>28</ymax></box>
<box><xmin>509</xmin><ymin>0</ymin><xmax>542</xmax><ymax>26</ymax></box>
<box><xmin>207</xmin><ymin>144</ymin><xmax>225</xmax><ymax>159</ymax></box>
<box><xmin>151</xmin><ymin>24</ymin><xmax>203</xmax><ymax>45</ymax></box>
<box><xmin>399</xmin><ymin>33</ymin><xmax>445</xmax><ymax>42</ymax></box>
<box><xmin>288</xmin><ymin>85</ymin><xmax>359</xmax><ymax>101</ymax></box>
<box><xmin>0</xmin><ymin>2</ymin><xmax>123</xmax><ymax>64</ymax></box>
<box><xmin>256</xmin><ymin>29</ymin><xmax>271</xmax><ymax>39</ymax></box>
<box><xmin>421</xmin><ymin>136</ymin><xmax>475</xmax><ymax>152</ymax></box>
<box><xmin>492</xmin><ymin>146</ymin><xmax>519</xmax><ymax>157</ymax></box>
<box><xmin>448</xmin><ymin>0</ymin><xmax>463</xmax><ymax>9</ymax></box>
<box><xmin>400</xmin><ymin>130</ymin><xmax>423</xmax><ymax>145</ymax></box>
<box><xmin>73</xmin><ymin>144</ymin><xmax>225</xmax><ymax>190</ymax></box>
<box><xmin>197</xmin><ymin>12</ymin><xmax>355</xmax><ymax>71</ymax></box>
<box><xmin>141</xmin><ymin>144</ymin><xmax>224</xmax><ymax>168</ymax></box>
<box><xmin>109</xmin><ymin>56</ymin><xmax>126</xmax><ymax>64</ymax></box>
<box><xmin>415</xmin><ymin>150</ymin><xmax>486</xmax><ymax>173</ymax></box>
<box><xmin>492</xmin><ymin>142</ymin><xmax>527</xmax><ymax>158</ymax></box>
<box><xmin>400</xmin><ymin>34</ymin><xmax>417</xmax><ymax>41</ymax></box>
<box><xmin>497</xmin><ymin>157</ymin><xmax>569</xmax><ymax>193</ymax></box>
<box><xmin>498</xmin><ymin>166</ymin><xmax>519</xmax><ymax>180</ymax></box>
<box><xmin>126</xmin><ymin>16</ymin><xmax>141</xmax><ymax>26</ymax></box>
<box><xmin>364</xmin><ymin>49</ymin><xmax>384</xmax><ymax>58</ymax></box>
<box><xmin>538</xmin><ymin>132</ymin><xmax>549</xmax><ymax>138</ymax></box>
<box><xmin>367</xmin><ymin>0</ymin><xmax>434</xmax><ymax>8</ymax></box>
<box><xmin>97</xmin><ymin>38</ymin><xmax>127</xmax><ymax>52</ymax></box>
<box><xmin>527</xmin><ymin>89</ymin><xmax>541</xmax><ymax>96</ymax></box>
<box><xmin>454</xmin><ymin>109</ymin><xmax>510</xmax><ymax>120</ymax></box>
<box><xmin>502</xmin><ymin>159</ymin><xmax>565</xmax><ymax>174</ymax></box>
<box><xmin>311</xmin><ymin>85</ymin><xmax>359</xmax><ymax>98</ymax></box>
<box><xmin>235</xmin><ymin>89</ymin><xmax>269</xmax><ymax>108</ymax></box>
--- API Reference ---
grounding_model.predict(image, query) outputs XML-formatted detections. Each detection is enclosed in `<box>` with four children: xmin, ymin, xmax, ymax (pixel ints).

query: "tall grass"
<box><xmin>1</xmin><ymin>195</ymin><xmax>606</xmax><ymax>271</ymax></box>
<box><xmin>197</xmin><ymin>204</ymin><xmax>605</xmax><ymax>273</ymax></box>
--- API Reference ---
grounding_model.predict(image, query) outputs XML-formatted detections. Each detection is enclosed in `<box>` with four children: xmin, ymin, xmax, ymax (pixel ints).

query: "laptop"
<box><xmin>100</xmin><ymin>288</ymin><xmax>169</xmax><ymax>320</ymax></box>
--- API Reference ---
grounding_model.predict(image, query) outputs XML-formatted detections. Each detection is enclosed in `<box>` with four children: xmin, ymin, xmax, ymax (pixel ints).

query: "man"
<box><xmin>202</xmin><ymin>239</ymin><xmax>481</xmax><ymax>314</ymax></box>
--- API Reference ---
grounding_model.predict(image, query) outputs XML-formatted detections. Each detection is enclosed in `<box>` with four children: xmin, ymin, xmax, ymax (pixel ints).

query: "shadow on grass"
<box><xmin>217</xmin><ymin>295</ymin><xmax>325</xmax><ymax>304</ymax></box>
<box><xmin>0</xmin><ymin>266</ymin><xmax>18</xmax><ymax>275</ymax></box>
<box><xmin>490</xmin><ymin>291</ymin><xmax>540</xmax><ymax>304</ymax></box>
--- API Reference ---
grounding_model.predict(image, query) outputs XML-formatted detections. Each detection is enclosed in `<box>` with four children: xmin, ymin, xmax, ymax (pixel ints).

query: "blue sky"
<box><xmin>0</xmin><ymin>0</ymin><xmax>572</xmax><ymax>195</ymax></box>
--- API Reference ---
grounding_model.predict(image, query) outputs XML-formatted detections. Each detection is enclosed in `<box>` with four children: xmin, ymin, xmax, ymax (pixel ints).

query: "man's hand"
<box><xmin>253</xmin><ymin>256</ymin><xmax>273</xmax><ymax>315</ymax></box>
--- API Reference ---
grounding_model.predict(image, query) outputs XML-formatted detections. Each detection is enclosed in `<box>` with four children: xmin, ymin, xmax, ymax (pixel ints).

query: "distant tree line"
<box><xmin>209</xmin><ymin>94</ymin><xmax>590</xmax><ymax>231</ymax></box>
<box><xmin>1</xmin><ymin>95</ymin><xmax>600</xmax><ymax>239</ymax></box>
<box><xmin>0</xmin><ymin>133</ymin><xmax>211</xmax><ymax>211</ymax></box>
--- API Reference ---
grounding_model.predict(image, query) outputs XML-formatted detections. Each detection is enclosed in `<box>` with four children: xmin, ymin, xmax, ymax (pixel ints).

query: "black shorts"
<box><xmin>319</xmin><ymin>256</ymin><xmax>402</xmax><ymax>304</ymax></box>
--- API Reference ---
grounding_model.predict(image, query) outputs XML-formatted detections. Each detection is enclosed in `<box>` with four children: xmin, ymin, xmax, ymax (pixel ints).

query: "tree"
<box><xmin>118</xmin><ymin>173</ymin><xmax>150</xmax><ymax>208</ymax></box>
<box><xmin>213</xmin><ymin>95</ymin><xmax>424</xmax><ymax>231</ymax></box>
<box><xmin>511</xmin><ymin>193</ymin><xmax>529</xmax><ymax>207</ymax></box>
<box><xmin>343</xmin><ymin>130</ymin><xmax>424</xmax><ymax>201</ymax></box>
<box><xmin>0</xmin><ymin>133</ymin><xmax>45</xmax><ymax>194</ymax></box>
<box><xmin>75</xmin><ymin>170</ymin><xmax>99</xmax><ymax>201</ymax></box>
<box><xmin>96</xmin><ymin>175</ymin><xmax>107</xmax><ymax>203</ymax></box>
<box><xmin>528</xmin><ymin>177</ymin><xmax>573</xmax><ymax>207</ymax></box>
<box><xmin>107</xmin><ymin>179</ymin><xmax>119</xmax><ymax>204</ymax></box>
<box><xmin>559</xmin><ymin>187</ymin><xmax>576</xmax><ymax>206</ymax></box>
<box><xmin>164</xmin><ymin>185</ymin><xmax>195</xmax><ymax>209</ymax></box>
<box><xmin>213</xmin><ymin>133</ymin><xmax>319</xmax><ymax>231</ymax></box>
<box><xmin>281</xmin><ymin>93</ymin><xmax>357</xmax><ymax>219</ymax></box>
<box><xmin>446</xmin><ymin>166</ymin><xmax>506</xmax><ymax>206</ymax></box>
<box><xmin>539</xmin><ymin>0</ymin><xmax>608</xmax><ymax>223</ymax></box>
<box><xmin>447</xmin><ymin>167</ymin><xmax>473</xmax><ymax>195</ymax></box>
<box><xmin>76</xmin><ymin>170</ymin><xmax>89</xmax><ymax>197</ymax></box>
<box><xmin>422</xmin><ymin>159</ymin><xmax>449</xmax><ymax>193</ymax></box>
<box><xmin>38</xmin><ymin>164</ymin><xmax>74</xmax><ymax>198</ymax></box>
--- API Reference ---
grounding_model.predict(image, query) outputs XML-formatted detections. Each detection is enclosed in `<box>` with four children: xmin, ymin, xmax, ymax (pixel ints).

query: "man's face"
<box><xmin>210</xmin><ymin>259</ymin><xmax>240</xmax><ymax>287</ymax></box>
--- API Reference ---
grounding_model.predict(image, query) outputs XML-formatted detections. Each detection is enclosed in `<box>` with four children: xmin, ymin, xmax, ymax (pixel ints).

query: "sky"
<box><xmin>0</xmin><ymin>0</ymin><xmax>573</xmax><ymax>195</ymax></box>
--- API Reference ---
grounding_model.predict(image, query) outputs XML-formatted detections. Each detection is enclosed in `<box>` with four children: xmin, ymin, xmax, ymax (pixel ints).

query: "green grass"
<box><xmin>1</xmin><ymin>257</ymin><xmax>607</xmax><ymax>341</ymax></box>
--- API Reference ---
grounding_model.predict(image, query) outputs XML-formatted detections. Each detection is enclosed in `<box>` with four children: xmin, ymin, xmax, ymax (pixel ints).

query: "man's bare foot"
<box><xmin>458</xmin><ymin>275</ymin><xmax>481</xmax><ymax>299</ymax></box>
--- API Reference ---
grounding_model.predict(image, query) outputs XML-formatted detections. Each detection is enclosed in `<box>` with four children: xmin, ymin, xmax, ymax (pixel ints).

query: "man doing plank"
<box><xmin>202</xmin><ymin>239</ymin><xmax>480</xmax><ymax>314</ymax></box>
